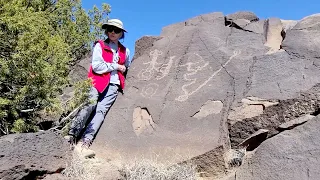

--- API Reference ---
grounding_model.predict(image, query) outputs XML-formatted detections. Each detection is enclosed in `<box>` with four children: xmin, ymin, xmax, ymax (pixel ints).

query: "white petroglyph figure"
<box><xmin>176</xmin><ymin>50</ymin><xmax>241</xmax><ymax>102</ymax></box>
<box><xmin>155</xmin><ymin>55</ymin><xmax>175</xmax><ymax>80</ymax></box>
<box><xmin>175</xmin><ymin>53</ymin><xmax>210</xmax><ymax>102</ymax></box>
<box><xmin>140</xmin><ymin>83</ymin><xmax>159</xmax><ymax>98</ymax></box>
<box><xmin>138</xmin><ymin>49</ymin><xmax>176</xmax><ymax>98</ymax></box>
<box><xmin>138</xmin><ymin>49</ymin><xmax>175</xmax><ymax>81</ymax></box>
<box><xmin>137</xmin><ymin>48</ymin><xmax>241</xmax><ymax>100</ymax></box>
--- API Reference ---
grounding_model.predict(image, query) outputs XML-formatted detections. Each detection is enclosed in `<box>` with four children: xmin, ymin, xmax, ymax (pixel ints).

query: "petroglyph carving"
<box><xmin>155</xmin><ymin>56</ymin><xmax>175</xmax><ymax>80</ymax></box>
<box><xmin>176</xmin><ymin>50</ymin><xmax>241</xmax><ymax>102</ymax></box>
<box><xmin>138</xmin><ymin>49</ymin><xmax>175</xmax><ymax>81</ymax></box>
<box><xmin>175</xmin><ymin>53</ymin><xmax>209</xmax><ymax>101</ymax></box>
<box><xmin>140</xmin><ymin>83</ymin><xmax>159</xmax><ymax>98</ymax></box>
<box><xmin>211</xmin><ymin>36</ymin><xmax>225</xmax><ymax>47</ymax></box>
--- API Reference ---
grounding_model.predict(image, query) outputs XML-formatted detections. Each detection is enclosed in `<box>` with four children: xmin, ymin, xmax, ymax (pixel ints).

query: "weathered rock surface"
<box><xmin>232</xmin><ymin>19</ymin><xmax>250</xmax><ymax>28</ymax></box>
<box><xmin>229</xmin><ymin>84</ymin><xmax>320</xmax><ymax>148</ymax></box>
<box><xmin>226</xmin><ymin>11</ymin><xmax>259</xmax><ymax>22</ymax></box>
<box><xmin>235</xmin><ymin>115</ymin><xmax>320</xmax><ymax>180</ymax></box>
<box><xmin>264</xmin><ymin>18</ymin><xmax>283</xmax><ymax>51</ymax></box>
<box><xmin>42</xmin><ymin>12</ymin><xmax>320</xmax><ymax>179</ymax></box>
<box><xmin>278</xmin><ymin>114</ymin><xmax>314</xmax><ymax>130</ymax></box>
<box><xmin>80</xmin><ymin>11</ymin><xmax>320</xmax><ymax>178</ymax></box>
<box><xmin>229</xmin><ymin>13</ymin><xmax>320</xmax><ymax>148</ymax></box>
<box><xmin>133</xmin><ymin>35</ymin><xmax>163</xmax><ymax>60</ymax></box>
<box><xmin>0</xmin><ymin>131</ymin><xmax>71</xmax><ymax>180</ymax></box>
<box><xmin>243</xmin><ymin>20</ymin><xmax>265</xmax><ymax>34</ymax></box>
<box><xmin>93</xmin><ymin>12</ymin><xmax>235</xmax><ymax>167</ymax></box>
<box><xmin>228</xmin><ymin>97</ymin><xmax>278</xmax><ymax>125</ymax></box>
<box><xmin>281</xmin><ymin>19</ymin><xmax>298</xmax><ymax>32</ymax></box>
<box><xmin>282</xmin><ymin>13</ymin><xmax>320</xmax><ymax>60</ymax></box>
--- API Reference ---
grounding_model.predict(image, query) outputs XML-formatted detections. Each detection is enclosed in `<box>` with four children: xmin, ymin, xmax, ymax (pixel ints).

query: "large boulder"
<box><xmin>92</xmin><ymin>12</ymin><xmax>237</xmax><ymax>167</ymax></box>
<box><xmin>0</xmin><ymin>131</ymin><xmax>71</xmax><ymax>180</ymax></box>
<box><xmin>226</xmin><ymin>11</ymin><xmax>259</xmax><ymax>22</ymax></box>
<box><xmin>235</xmin><ymin>115</ymin><xmax>320</xmax><ymax>180</ymax></box>
<box><xmin>282</xmin><ymin>14</ymin><xmax>320</xmax><ymax>60</ymax></box>
<box><xmin>82</xmin><ymin>11</ymin><xmax>320</xmax><ymax>178</ymax></box>
<box><xmin>264</xmin><ymin>18</ymin><xmax>283</xmax><ymax>51</ymax></box>
<box><xmin>228</xmin><ymin>14</ymin><xmax>320</xmax><ymax>148</ymax></box>
<box><xmin>229</xmin><ymin>83</ymin><xmax>320</xmax><ymax>148</ymax></box>
<box><xmin>91</xmin><ymin>11</ymin><xmax>269</xmax><ymax>169</ymax></box>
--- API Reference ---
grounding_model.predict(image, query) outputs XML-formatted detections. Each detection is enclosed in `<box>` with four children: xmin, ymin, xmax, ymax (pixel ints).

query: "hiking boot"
<box><xmin>64</xmin><ymin>135</ymin><xmax>76</xmax><ymax>150</ymax></box>
<box><xmin>64</xmin><ymin>134</ymin><xmax>76</xmax><ymax>145</ymax></box>
<box><xmin>74</xmin><ymin>138</ymin><xmax>95</xmax><ymax>158</ymax></box>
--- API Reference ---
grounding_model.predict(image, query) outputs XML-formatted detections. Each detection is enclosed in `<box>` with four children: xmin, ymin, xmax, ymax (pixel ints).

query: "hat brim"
<box><xmin>102</xmin><ymin>24</ymin><xmax>127</xmax><ymax>32</ymax></box>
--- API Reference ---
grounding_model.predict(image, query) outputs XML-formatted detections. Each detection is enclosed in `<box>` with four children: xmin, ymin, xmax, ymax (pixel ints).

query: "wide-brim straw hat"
<box><xmin>102</xmin><ymin>19</ymin><xmax>127</xmax><ymax>32</ymax></box>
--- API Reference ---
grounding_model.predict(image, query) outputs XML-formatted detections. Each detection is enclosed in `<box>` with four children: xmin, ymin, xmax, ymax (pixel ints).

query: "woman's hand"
<box><xmin>118</xmin><ymin>65</ymin><xmax>126</xmax><ymax>73</ymax></box>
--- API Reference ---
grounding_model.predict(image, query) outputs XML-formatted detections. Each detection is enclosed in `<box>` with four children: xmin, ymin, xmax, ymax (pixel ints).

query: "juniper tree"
<box><xmin>0</xmin><ymin>0</ymin><xmax>110</xmax><ymax>135</ymax></box>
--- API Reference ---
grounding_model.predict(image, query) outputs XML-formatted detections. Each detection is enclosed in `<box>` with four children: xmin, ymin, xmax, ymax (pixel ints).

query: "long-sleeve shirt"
<box><xmin>91</xmin><ymin>41</ymin><xmax>131</xmax><ymax>85</ymax></box>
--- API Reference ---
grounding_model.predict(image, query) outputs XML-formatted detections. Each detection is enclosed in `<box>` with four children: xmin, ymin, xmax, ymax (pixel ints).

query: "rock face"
<box><xmin>226</xmin><ymin>11</ymin><xmax>259</xmax><ymax>22</ymax></box>
<box><xmin>5</xmin><ymin>11</ymin><xmax>320</xmax><ymax>180</ymax></box>
<box><xmin>229</xmin><ymin>13</ymin><xmax>320</xmax><ymax>148</ymax></box>
<box><xmin>0</xmin><ymin>131</ymin><xmax>71</xmax><ymax>180</ymax></box>
<box><xmin>84</xmin><ymin>11</ymin><xmax>320</xmax><ymax>178</ymax></box>
<box><xmin>93</xmin><ymin>12</ymin><xmax>238</xmax><ymax>166</ymax></box>
<box><xmin>264</xmin><ymin>18</ymin><xmax>283</xmax><ymax>51</ymax></box>
<box><xmin>132</xmin><ymin>35</ymin><xmax>163</xmax><ymax>60</ymax></box>
<box><xmin>229</xmin><ymin>84</ymin><xmax>320</xmax><ymax>148</ymax></box>
<box><xmin>282</xmin><ymin>13</ymin><xmax>320</xmax><ymax>60</ymax></box>
<box><xmin>278</xmin><ymin>114</ymin><xmax>314</xmax><ymax>130</ymax></box>
<box><xmin>235</xmin><ymin>115</ymin><xmax>320</xmax><ymax>180</ymax></box>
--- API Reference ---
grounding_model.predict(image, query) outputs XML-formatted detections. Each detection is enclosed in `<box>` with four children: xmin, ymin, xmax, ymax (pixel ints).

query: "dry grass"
<box><xmin>118</xmin><ymin>159</ymin><xmax>198</xmax><ymax>180</ymax></box>
<box><xmin>62</xmin><ymin>150</ymin><xmax>199</xmax><ymax>180</ymax></box>
<box><xmin>225</xmin><ymin>147</ymin><xmax>246</xmax><ymax>168</ymax></box>
<box><xmin>61</xmin><ymin>152</ymin><xmax>104</xmax><ymax>180</ymax></box>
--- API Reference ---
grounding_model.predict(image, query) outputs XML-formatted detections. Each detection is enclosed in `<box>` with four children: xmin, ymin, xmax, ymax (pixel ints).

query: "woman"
<box><xmin>65</xmin><ymin>19</ymin><xmax>131</xmax><ymax>158</ymax></box>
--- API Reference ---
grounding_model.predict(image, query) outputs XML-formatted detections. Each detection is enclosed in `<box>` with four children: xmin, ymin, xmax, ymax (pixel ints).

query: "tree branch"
<box><xmin>20</xmin><ymin>109</ymin><xmax>34</xmax><ymax>113</ymax></box>
<box><xmin>50</xmin><ymin>103</ymin><xmax>85</xmax><ymax>130</ymax></box>
<box><xmin>0</xmin><ymin>123</ymin><xmax>7</xmax><ymax>135</ymax></box>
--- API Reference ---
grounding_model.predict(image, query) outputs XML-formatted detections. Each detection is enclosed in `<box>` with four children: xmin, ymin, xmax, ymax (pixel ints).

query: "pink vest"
<box><xmin>88</xmin><ymin>40</ymin><xmax>126</xmax><ymax>93</ymax></box>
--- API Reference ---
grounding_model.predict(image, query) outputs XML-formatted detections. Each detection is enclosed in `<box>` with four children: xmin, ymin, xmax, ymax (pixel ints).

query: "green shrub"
<box><xmin>0</xmin><ymin>0</ymin><xmax>110</xmax><ymax>135</ymax></box>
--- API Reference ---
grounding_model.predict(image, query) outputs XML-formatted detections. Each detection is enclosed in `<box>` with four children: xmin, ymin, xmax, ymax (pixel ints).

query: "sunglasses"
<box><xmin>106</xmin><ymin>26</ymin><xmax>122</xmax><ymax>34</ymax></box>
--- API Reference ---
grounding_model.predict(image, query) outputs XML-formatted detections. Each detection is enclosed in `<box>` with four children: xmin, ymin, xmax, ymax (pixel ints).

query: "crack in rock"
<box><xmin>277</xmin><ymin>82</ymin><xmax>283</xmax><ymax>94</ymax></box>
<box><xmin>243</xmin><ymin>56</ymin><xmax>257</xmax><ymax>96</ymax></box>
<box><xmin>158</xmin><ymin>29</ymin><xmax>196</xmax><ymax>121</ymax></box>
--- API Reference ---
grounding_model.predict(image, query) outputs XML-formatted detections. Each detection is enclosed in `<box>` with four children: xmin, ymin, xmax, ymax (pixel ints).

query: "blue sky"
<box><xmin>82</xmin><ymin>0</ymin><xmax>319</xmax><ymax>59</ymax></box>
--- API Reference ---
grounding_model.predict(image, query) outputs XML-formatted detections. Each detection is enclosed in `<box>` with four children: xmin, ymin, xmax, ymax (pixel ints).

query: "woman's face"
<box><xmin>106</xmin><ymin>25</ymin><xmax>123</xmax><ymax>42</ymax></box>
